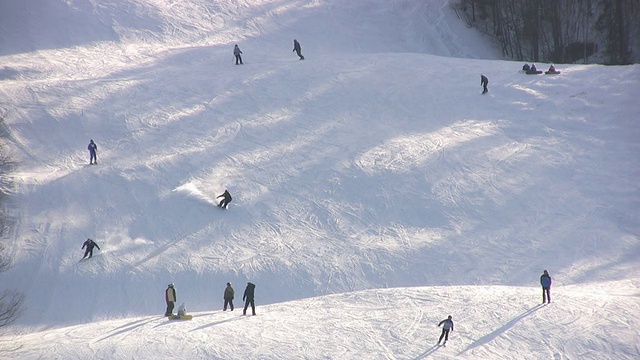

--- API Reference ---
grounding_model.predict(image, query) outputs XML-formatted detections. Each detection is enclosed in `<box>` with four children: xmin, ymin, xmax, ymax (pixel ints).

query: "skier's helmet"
<box><xmin>168</xmin><ymin>283</ymin><xmax>174</xmax><ymax>288</ymax></box>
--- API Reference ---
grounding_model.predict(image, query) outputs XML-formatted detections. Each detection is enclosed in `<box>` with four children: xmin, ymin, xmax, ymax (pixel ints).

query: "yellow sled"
<box><xmin>168</xmin><ymin>314</ymin><xmax>193</xmax><ymax>320</ymax></box>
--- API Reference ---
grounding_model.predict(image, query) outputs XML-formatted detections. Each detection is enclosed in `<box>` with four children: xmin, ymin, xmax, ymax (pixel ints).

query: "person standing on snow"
<box><xmin>540</xmin><ymin>270</ymin><xmax>552</xmax><ymax>303</ymax></box>
<box><xmin>234</xmin><ymin>44</ymin><xmax>243</xmax><ymax>65</ymax></box>
<box><xmin>81</xmin><ymin>238</ymin><xmax>100</xmax><ymax>259</ymax></box>
<box><xmin>88</xmin><ymin>139</ymin><xmax>98</xmax><ymax>165</ymax></box>
<box><xmin>293</xmin><ymin>39</ymin><xmax>304</xmax><ymax>60</ymax></box>
<box><xmin>165</xmin><ymin>283</ymin><xmax>177</xmax><ymax>316</ymax></box>
<box><xmin>242</xmin><ymin>282</ymin><xmax>256</xmax><ymax>316</ymax></box>
<box><xmin>437</xmin><ymin>315</ymin><xmax>454</xmax><ymax>345</ymax></box>
<box><xmin>223</xmin><ymin>282</ymin><xmax>235</xmax><ymax>311</ymax></box>
<box><xmin>217</xmin><ymin>190</ymin><xmax>232</xmax><ymax>209</ymax></box>
<box><xmin>480</xmin><ymin>74</ymin><xmax>489</xmax><ymax>94</ymax></box>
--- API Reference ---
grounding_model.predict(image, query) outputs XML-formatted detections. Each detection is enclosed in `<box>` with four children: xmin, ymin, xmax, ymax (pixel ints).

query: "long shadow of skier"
<box><xmin>413</xmin><ymin>344</ymin><xmax>440</xmax><ymax>359</ymax></box>
<box><xmin>458</xmin><ymin>303</ymin><xmax>544</xmax><ymax>356</ymax></box>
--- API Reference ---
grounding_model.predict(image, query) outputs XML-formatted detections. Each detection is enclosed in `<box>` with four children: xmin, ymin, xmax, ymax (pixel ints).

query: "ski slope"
<box><xmin>0</xmin><ymin>0</ymin><xmax>639</xmax><ymax>359</ymax></box>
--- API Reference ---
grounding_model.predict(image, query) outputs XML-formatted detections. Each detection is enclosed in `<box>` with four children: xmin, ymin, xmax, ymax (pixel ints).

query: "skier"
<box><xmin>165</xmin><ymin>283</ymin><xmax>176</xmax><ymax>316</ymax></box>
<box><xmin>217</xmin><ymin>190</ymin><xmax>233</xmax><ymax>209</ymax></box>
<box><xmin>81</xmin><ymin>238</ymin><xmax>100</xmax><ymax>259</ymax></box>
<box><xmin>293</xmin><ymin>39</ymin><xmax>304</xmax><ymax>60</ymax></box>
<box><xmin>480</xmin><ymin>74</ymin><xmax>489</xmax><ymax>94</ymax></box>
<box><xmin>540</xmin><ymin>270</ymin><xmax>552</xmax><ymax>303</ymax></box>
<box><xmin>223</xmin><ymin>282</ymin><xmax>235</xmax><ymax>311</ymax></box>
<box><xmin>88</xmin><ymin>139</ymin><xmax>98</xmax><ymax>165</ymax></box>
<box><xmin>234</xmin><ymin>44</ymin><xmax>243</xmax><ymax>65</ymax></box>
<box><xmin>437</xmin><ymin>315</ymin><xmax>454</xmax><ymax>346</ymax></box>
<box><xmin>242</xmin><ymin>282</ymin><xmax>256</xmax><ymax>316</ymax></box>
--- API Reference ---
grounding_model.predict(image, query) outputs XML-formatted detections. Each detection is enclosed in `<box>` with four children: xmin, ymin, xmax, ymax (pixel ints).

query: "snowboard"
<box><xmin>526</xmin><ymin>70</ymin><xmax>543</xmax><ymax>75</ymax></box>
<box><xmin>545</xmin><ymin>70</ymin><xmax>561</xmax><ymax>75</ymax></box>
<box><xmin>168</xmin><ymin>314</ymin><xmax>193</xmax><ymax>320</ymax></box>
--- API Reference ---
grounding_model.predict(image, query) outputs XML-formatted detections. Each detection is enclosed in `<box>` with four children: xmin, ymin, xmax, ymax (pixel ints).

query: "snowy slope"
<box><xmin>0</xmin><ymin>0</ymin><xmax>639</xmax><ymax>359</ymax></box>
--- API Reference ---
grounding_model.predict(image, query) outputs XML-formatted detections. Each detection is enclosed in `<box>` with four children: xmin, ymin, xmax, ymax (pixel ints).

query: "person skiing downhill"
<box><xmin>165</xmin><ymin>283</ymin><xmax>177</xmax><ymax>316</ymax></box>
<box><xmin>540</xmin><ymin>270</ymin><xmax>552</xmax><ymax>303</ymax></box>
<box><xmin>480</xmin><ymin>74</ymin><xmax>489</xmax><ymax>94</ymax></box>
<box><xmin>223</xmin><ymin>282</ymin><xmax>235</xmax><ymax>311</ymax></box>
<box><xmin>217</xmin><ymin>190</ymin><xmax>232</xmax><ymax>209</ymax></box>
<box><xmin>234</xmin><ymin>44</ymin><xmax>243</xmax><ymax>65</ymax></box>
<box><xmin>81</xmin><ymin>238</ymin><xmax>100</xmax><ymax>259</ymax></box>
<box><xmin>88</xmin><ymin>140</ymin><xmax>98</xmax><ymax>165</ymax></box>
<box><xmin>293</xmin><ymin>39</ymin><xmax>304</xmax><ymax>60</ymax></box>
<box><xmin>243</xmin><ymin>282</ymin><xmax>256</xmax><ymax>316</ymax></box>
<box><xmin>437</xmin><ymin>315</ymin><xmax>454</xmax><ymax>345</ymax></box>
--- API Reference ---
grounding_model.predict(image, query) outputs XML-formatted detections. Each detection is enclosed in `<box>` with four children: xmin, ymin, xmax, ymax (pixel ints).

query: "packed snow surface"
<box><xmin>0</xmin><ymin>0</ymin><xmax>638</xmax><ymax>359</ymax></box>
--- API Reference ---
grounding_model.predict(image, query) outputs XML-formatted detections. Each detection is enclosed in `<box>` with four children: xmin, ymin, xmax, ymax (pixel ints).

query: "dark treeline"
<box><xmin>455</xmin><ymin>0</ymin><xmax>639</xmax><ymax>65</ymax></box>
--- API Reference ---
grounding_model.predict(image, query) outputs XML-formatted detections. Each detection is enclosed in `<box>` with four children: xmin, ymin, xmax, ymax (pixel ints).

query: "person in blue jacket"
<box><xmin>88</xmin><ymin>139</ymin><xmax>98</xmax><ymax>165</ymax></box>
<box><xmin>540</xmin><ymin>270</ymin><xmax>552</xmax><ymax>303</ymax></box>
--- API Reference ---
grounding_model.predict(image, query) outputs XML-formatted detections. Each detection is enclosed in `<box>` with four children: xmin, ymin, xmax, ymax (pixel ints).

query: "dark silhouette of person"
<box><xmin>540</xmin><ymin>270</ymin><xmax>552</xmax><ymax>303</ymax></box>
<box><xmin>217</xmin><ymin>190</ymin><xmax>232</xmax><ymax>208</ymax></box>
<box><xmin>234</xmin><ymin>44</ymin><xmax>243</xmax><ymax>65</ymax></box>
<box><xmin>243</xmin><ymin>282</ymin><xmax>256</xmax><ymax>316</ymax></box>
<box><xmin>480</xmin><ymin>74</ymin><xmax>489</xmax><ymax>94</ymax></box>
<box><xmin>522</xmin><ymin>63</ymin><xmax>530</xmax><ymax>71</ymax></box>
<box><xmin>88</xmin><ymin>140</ymin><xmax>98</xmax><ymax>165</ymax></box>
<box><xmin>437</xmin><ymin>315</ymin><xmax>454</xmax><ymax>345</ymax></box>
<box><xmin>293</xmin><ymin>39</ymin><xmax>304</xmax><ymax>60</ymax></box>
<box><xmin>165</xmin><ymin>283</ymin><xmax>176</xmax><ymax>316</ymax></box>
<box><xmin>223</xmin><ymin>282</ymin><xmax>235</xmax><ymax>311</ymax></box>
<box><xmin>81</xmin><ymin>238</ymin><xmax>100</xmax><ymax>259</ymax></box>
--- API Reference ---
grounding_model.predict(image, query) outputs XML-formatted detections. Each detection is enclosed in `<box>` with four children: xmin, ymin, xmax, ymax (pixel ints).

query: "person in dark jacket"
<box><xmin>217</xmin><ymin>190</ymin><xmax>232</xmax><ymax>209</ymax></box>
<box><xmin>293</xmin><ymin>39</ymin><xmax>304</xmax><ymax>60</ymax></box>
<box><xmin>165</xmin><ymin>283</ymin><xmax>176</xmax><ymax>316</ymax></box>
<box><xmin>233</xmin><ymin>45</ymin><xmax>243</xmax><ymax>65</ymax></box>
<box><xmin>88</xmin><ymin>140</ymin><xmax>98</xmax><ymax>165</ymax></box>
<box><xmin>81</xmin><ymin>238</ymin><xmax>100</xmax><ymax>259</ymax></box>
<box><xmin>540</xmin><ymin>270</ymin><xmax>552</xmax><ymax>303</ymax></box>
<box><xmin>480</xmin><ymin>74</ymin><xmax>489</xmax><ymax>94</ymax></box>
<box><xmin>522</xmin><ymin>63</ymin><xmax>530</xmax><ymax>71</ymax></box>
<box><xmin>242</xmin><ymin>282</ymin><xmax>256</xmax><ymax>316</ymax></box>
<box><xmin>437</xmin><ymin>315</ymin><xmax>454</xmax><ymax>345</ymax></box>
<box><xmin>223</xmin><ymin>282</ymin><xmax>235</xmax><ymax>311</ymax></box>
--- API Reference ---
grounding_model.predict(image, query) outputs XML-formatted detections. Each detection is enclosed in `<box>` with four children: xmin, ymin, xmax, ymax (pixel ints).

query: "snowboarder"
<box><xmin>293</xmin><ymin>39</ymin><xmax>304</xmax><ymax>60</ymax></box>
<box><xmin>165</xmin><ymin>283</ymin><xmax>176</xmax><ymax>316</ymax></box>
<box><xmin>234</xmin><ymin>44</ymin><xmax>243</xmax><ymax>65</ymax></box>
<box><xmin>242</xmin><ymin>282</ymin><xmax>256</xmax><ymax>316</ymax></box>
<box><xmin>88</xmin><ymin>139</ymin><xmax>98</xmax><ymax>165</ymax></box>
<box><xmin>437</xmin><ymin>315</ymin><xmax>454</xmax><ymax>345</ymax></box>
<box><xmin>223</xmin><ymin>282</ymin><xmax>235</xmax><ymax>311</ymax></box>
<box><xmin>540</xmin><ymin>270</ymin><xmax>552</xmax><ymax>303</ymax></box>
<box><xmin>480</xmin><ymin>74</ymin><xmax>489</xmax><ymax>94</ymax></box>
<box><xmin>81</xmin><ymin>238</ymin><xmax>100</xmax><ymax>259</ymax></box>
<box><xmin>217</xmin><ymin>190</ymin><xmax>232</xmax><ymax>209</ymax></box>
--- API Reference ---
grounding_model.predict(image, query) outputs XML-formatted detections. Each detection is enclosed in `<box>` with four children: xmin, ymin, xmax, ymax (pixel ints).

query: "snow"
<box><xmin>0</xmin><ymin>0</ymin><xmax>639</xmax><ymax>359</ymax></box>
